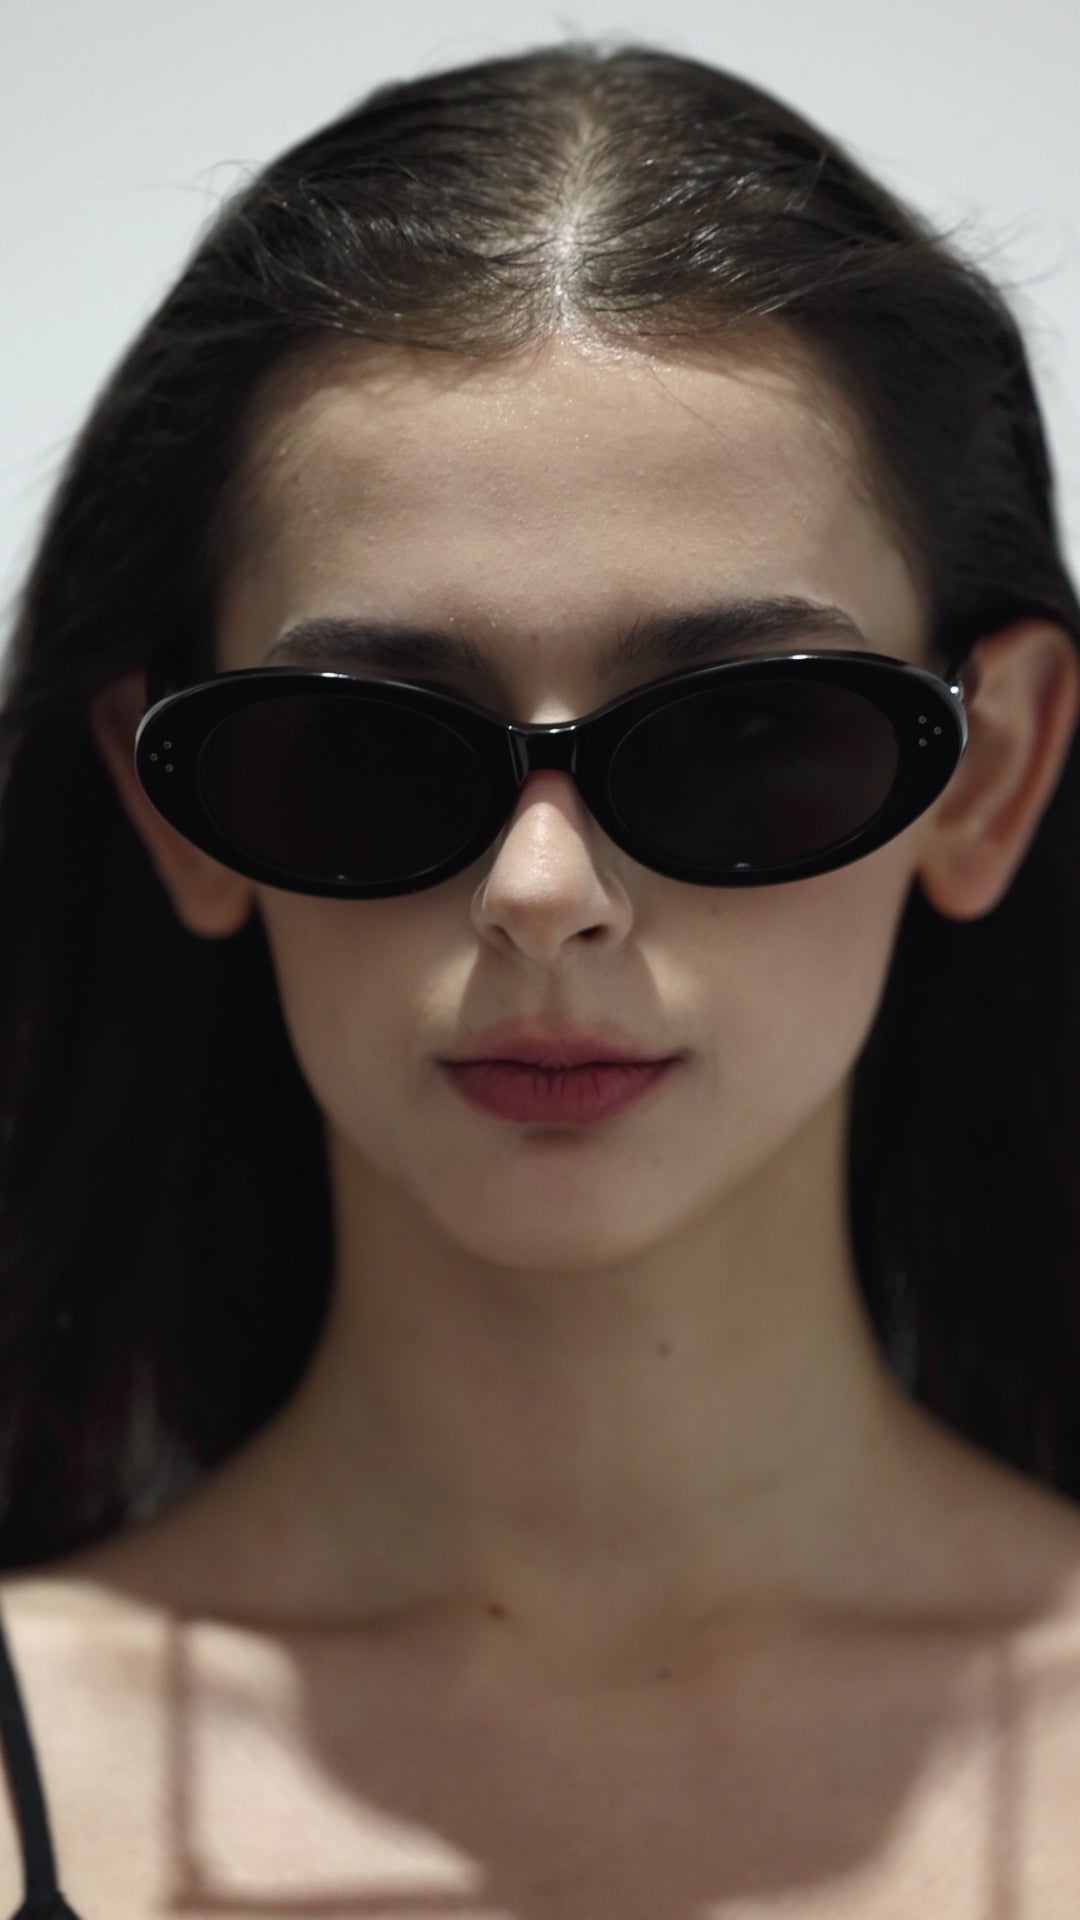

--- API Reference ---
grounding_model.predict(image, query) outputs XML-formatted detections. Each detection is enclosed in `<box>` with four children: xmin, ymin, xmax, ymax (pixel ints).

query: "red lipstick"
<box><xmin>438</xmin><ymin>1026</ymin><xmax>683</xmax><ymax>1124</ymax></box>
<box><xmin>441</xmin><ymin>1058</ymin><xmax>679</xmax><ymax>1124</ymax></box>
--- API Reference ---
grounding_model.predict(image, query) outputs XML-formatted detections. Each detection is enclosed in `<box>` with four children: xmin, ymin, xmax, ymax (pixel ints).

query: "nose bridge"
<box><xmin>508</xmin><ymin>718</ymin><xmax>582</xmax><ymax>785</ymax></box>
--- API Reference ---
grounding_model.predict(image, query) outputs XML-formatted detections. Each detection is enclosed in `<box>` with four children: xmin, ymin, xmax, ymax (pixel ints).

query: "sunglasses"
<box><xmin>134</xmin><ymin>648</ymin><xmax>971</xmax><ymax>899</ymax></box>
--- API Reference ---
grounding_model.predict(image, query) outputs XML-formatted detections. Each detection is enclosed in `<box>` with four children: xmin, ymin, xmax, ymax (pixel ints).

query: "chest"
<box><xmin>7</xmin><ymin>1623</ymin><xmax>1080</xmax><ymax>1919</ymax></box>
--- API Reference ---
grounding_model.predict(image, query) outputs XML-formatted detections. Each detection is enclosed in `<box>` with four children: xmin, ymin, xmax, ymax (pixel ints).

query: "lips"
<box><xmin>441</xmin><ymin>1024</ymin><xmax>677</xmax><ymax>1071</ymax></box>
<box><xmin>442</xmin><ymin>1057</ymin><xmax>680</xmax><ymax>1124</ymax></box>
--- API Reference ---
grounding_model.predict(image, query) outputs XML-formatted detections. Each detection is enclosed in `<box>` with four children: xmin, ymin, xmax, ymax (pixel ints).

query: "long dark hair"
<box><xmin>2</xmin><ymin>42</ymin><xmax>1079</xmax><ymax>1569</ymax></box>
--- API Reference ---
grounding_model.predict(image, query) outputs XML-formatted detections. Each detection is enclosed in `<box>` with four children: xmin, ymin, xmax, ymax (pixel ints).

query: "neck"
<box><xmin>160</xmin><ymin>1082</ymin><xmax>938</xmax><ymax>1673</ymax></box>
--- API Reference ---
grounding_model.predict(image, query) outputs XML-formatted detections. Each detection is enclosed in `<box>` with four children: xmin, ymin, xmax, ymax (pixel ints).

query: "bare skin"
<box><xmin>2</xmin><ymin>329</ymin><xmax>1079</xmax><ymax>1916</ymax></box>
<box><xmin>8</xmin><ymin>1527</ymin><xmax>1080</xmax><ymax>1917</ymax></box>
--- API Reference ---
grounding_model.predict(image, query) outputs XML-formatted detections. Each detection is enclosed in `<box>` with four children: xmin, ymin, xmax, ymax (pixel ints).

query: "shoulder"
<box><xmin>0</xmin><ymin>1563</ymin><xmax>170</xmax><ymax>1695</ymax></box>
<box><xmin>0</xmin><ymin>1568</ymin><xmax>171</xmax><ymax>1918</ymax></box>
<box><xmin>8</xmin><ymin>1462</ymin><xmax>1080</xmax><ymax>1914</ymax></box>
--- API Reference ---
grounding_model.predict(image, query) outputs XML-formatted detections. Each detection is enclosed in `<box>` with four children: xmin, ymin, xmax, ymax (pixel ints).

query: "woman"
<box><xmin>2</xmin><ymin>38</ymin><xmax>1080</xmax><ymax>1917</ymax></box>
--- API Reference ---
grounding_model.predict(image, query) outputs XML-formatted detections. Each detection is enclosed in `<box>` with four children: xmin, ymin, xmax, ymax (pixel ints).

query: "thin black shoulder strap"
<box><xmin>0</xmin><ymin>1593</ymin><xmax>72</xmax><ymax>1915</ymax></box>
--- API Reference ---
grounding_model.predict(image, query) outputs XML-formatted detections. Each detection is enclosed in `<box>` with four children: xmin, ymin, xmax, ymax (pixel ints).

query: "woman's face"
<box><xmin>214</xmin><ymin>333</ymin><xmax>931</xmax><ymax>1272</ymax></box>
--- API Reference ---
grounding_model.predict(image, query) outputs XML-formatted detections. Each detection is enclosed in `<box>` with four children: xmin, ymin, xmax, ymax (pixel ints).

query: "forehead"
<box><xmin>217</xmin><ymin>333</ymin><xmax>924</xmax><ymax>672</ymax></box>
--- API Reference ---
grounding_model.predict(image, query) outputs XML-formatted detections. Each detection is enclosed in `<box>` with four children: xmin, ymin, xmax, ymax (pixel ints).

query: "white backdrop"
<box><xmin>2</xmin><ymin>0</ymin><xmax>1078</xmax><ymax>638</ymax></box>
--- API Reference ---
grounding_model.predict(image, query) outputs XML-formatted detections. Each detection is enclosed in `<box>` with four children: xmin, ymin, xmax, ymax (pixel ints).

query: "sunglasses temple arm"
<box><xmin>937</xmin><ymin>638</ymin><xmax>979</xmax><ymax>704</ymax></box>
<box><xmin>145</xmin><ymin>660</ymin><xmax>177</xmax><ymax>710</ymax></box>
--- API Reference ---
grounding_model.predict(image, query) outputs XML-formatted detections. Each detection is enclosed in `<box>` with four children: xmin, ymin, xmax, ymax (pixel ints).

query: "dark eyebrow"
<box><xmin>261</xmin><ymin>596</ymin><xmax>868</xmax><ymax>682</ymax></box>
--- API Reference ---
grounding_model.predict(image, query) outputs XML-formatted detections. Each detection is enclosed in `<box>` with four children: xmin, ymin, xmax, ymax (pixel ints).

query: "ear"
<box><xmin>916</xmin><ymin>619</ymin><xmax>1080</xmax><ymax>920</ymax></box>
<box><xmin>88</xmin><ymin>669</ymin><xmax>256</xmax><ymax>938</ymax></box>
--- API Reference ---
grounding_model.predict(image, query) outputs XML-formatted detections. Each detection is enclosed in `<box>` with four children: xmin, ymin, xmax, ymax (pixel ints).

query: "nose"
<box><xmin>470</xmin><ymin>768</ymin><xmax>632</xmax><ymax>956</ymax></box>
<box><xmin>491</xmin><ymin>766</ymin><xmax>603</xmax><ymax>865</ymax></box>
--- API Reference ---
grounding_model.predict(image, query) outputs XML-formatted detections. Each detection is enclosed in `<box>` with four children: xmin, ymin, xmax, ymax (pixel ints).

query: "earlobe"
<box><xmin>916</xmin><ymin>620</ymin><xmax>1080</xmax><ymax>921</ymax></box>
<box><xmin>88</xmin><ymin>669</ymin><xmax>256</xmax><ymax>938</ymax></box>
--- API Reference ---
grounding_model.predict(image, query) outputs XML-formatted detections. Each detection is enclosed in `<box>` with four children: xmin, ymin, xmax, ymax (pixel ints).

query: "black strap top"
<box><xmin>0</xmin><ymin>1600</ymin><xmax>85</xmax><ymax>1919</ymax></box>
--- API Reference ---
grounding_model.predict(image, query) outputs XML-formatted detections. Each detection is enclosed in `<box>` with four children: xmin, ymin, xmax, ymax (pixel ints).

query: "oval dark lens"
<box><xmin>607</xmin><ymin>679</ymin><xmax>898</xmax><ymax>869</ymax></box>
<box><xmin>197</xmin><ymin>693</ymin><xmax>489</xmax><ymax>882</ymax></box>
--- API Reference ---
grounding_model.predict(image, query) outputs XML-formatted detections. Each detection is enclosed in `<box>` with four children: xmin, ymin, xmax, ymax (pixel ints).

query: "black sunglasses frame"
<box><xmin>135</xmin><ymin>649</ymin><xmax>971</xmax><ymax>899</ymax></box>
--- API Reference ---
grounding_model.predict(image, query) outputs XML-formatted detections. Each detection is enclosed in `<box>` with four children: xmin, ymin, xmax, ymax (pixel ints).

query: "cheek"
<box><xmin>254</xmin><ymin>894</ymin><xmax>427</xmax><ymax>1105</ymax></box>
<box><xmin>751</xmin><ymin>858</ymin><xmax>910</xmax><ymax>1082</ymax></box>
<box><xmin>687</xmin><ymin>851</ymin><xmax>912</xmax><ymax>1116</ymax></box>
